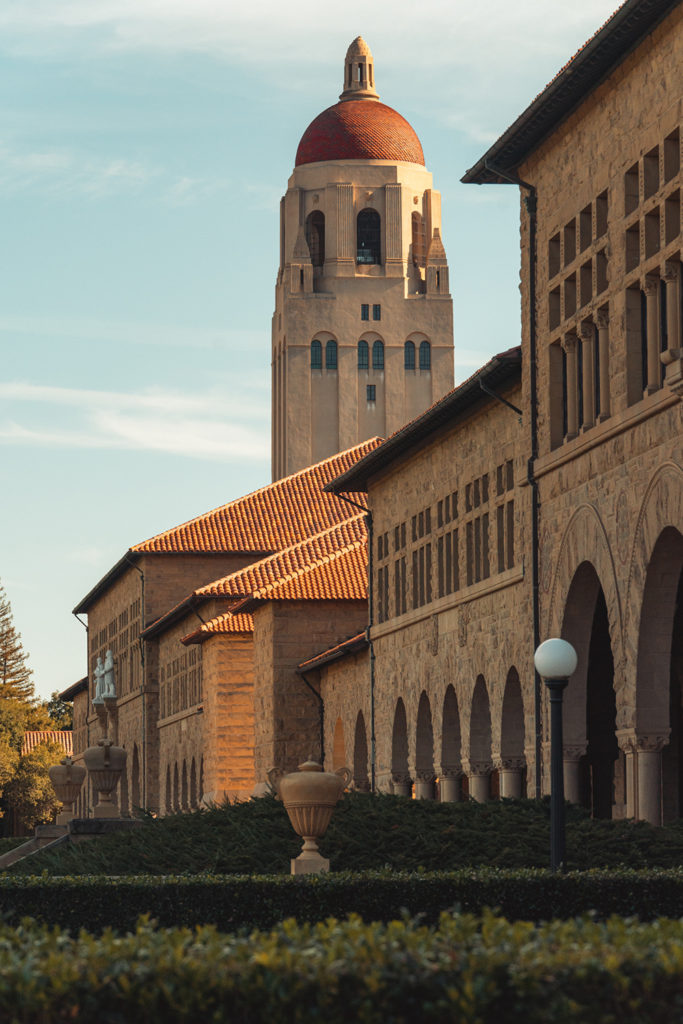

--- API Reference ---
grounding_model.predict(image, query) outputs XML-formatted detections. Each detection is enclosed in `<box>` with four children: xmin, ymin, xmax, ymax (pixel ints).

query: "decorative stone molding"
<box><xmin>495</xmin><ymin>757</ymin><xmax>525</xmax><ymax>772</ymax></box>
<box><xmin>562</xmin><ymin>745</ymin><xmax>587</xmax><ymax>762</ymax></box>
<box><xmin>414</xmin><ymin>770</ymin><xmax>437</xmax><ymax>784</ymax></box>
<box><xmin>595</xmin><ymin>308</ymin><xmax>610</xmax><ymax>330</ymax></box>
<box><xmin>391</xmin><ymin>772</ymin><xmax>413</xmax><ymax>786</ymax></box>
<box><xmin>465</xmin><ymin>760</ymin><xmax>493</xmax><ymax>776</ymax></box>
<box><xmin>617</xmin><ymin>729</ymin><xmax>671</xmax><ymax>753</ymax></box>
<box><xmin>439</xmin><ymin>767</ymin><xmax>463</xmax><ymax>780</ymax></box>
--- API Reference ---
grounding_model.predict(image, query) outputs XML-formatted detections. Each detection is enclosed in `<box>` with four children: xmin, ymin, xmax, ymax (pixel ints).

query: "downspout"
<box><xmin>336</xmin><ymin>492</ymin><xmax>376</xmax><ymax>794</ymax></box>
<box><xmin>484</xmin><ymin>160</ymin><xmax>542</xmax><ymax>797</ymax></box>
<box><xmin>299</xmin><ymin>670</ymin><xmax>324</xmax><ymax>767</ymax></box>
<box><xmin>124</xmin><ymin>555</ymin><xmax>147</xmax><ymax>809</ymax></box>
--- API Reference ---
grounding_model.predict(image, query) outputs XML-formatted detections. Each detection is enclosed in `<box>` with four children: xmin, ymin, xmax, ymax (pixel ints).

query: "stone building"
<box><xmin>271</xmin><ymin>37</ymin><xmax>454</xmax><ymax>480</ymax></box>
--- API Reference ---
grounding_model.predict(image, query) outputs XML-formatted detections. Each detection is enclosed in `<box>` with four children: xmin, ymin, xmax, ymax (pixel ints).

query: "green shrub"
<box><xmin>0</xmin><ymin>837</ymin><xmax>26</xmax><ymax>855</ymax></box>
<box><xmin>0</xmin><ymin>910</ymin><xmax>682</xmax><ymax>1023</ymax></box>
<box><xmin>7</xmin><ymin>794</ymin><xmax>683</xmax><ymax>877</ymax></box>
<box><xmin>3</xmin><ymin>868</ymin><xmax>683</xmax><ymax>932</ymax></box>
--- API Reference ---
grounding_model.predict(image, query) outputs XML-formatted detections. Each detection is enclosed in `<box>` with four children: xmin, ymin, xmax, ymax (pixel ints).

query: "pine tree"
<box><xmin>0</xmin><ymin>579</ymin><xmax>34</xmax><ymax>704</ymax></box>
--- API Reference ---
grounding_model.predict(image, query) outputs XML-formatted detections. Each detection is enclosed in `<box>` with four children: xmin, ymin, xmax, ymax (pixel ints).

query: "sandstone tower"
<box><xmin>271</xmin><ymin>37</ymin><xmax>454</xmax><ymax>480</ymax></box>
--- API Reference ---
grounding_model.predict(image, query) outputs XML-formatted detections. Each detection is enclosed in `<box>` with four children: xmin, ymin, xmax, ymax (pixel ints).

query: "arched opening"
<box><xmin>500</xmin><ymin>668</ymin><xmax>526</xmax><ymax>798</ymax></box>
<box><xmin>190</xmin><ymin>758</ymin><xmax>198</xmax><ymax>810</ymax></box>
<box><xmin>357</xmin><ymin>209</ymin><xmax>381</xmax><ymax>264</ymax></box>
<box><xmin>372</xmin><ymin>340</ymin><xmax>384</xmax><ymax>370</ymax></box>
<box><xmin>441</xmin><ymin>684</ymin><xmax>462</xmax><ymax>801</ymax></box>
<box><xmin>358</xmin><ymin>340</ymin><xmax>369</xmax><ymax>369</ymax></box>
<box><xmin>165</xmin><ymin>766</ymin><xmax>171</xmax><ymax>815</ymax></box>
<box><xmin>391</xmin><ymin>698</ymin><xmax>411</xmax><ymax>796</ymax></box>
<box><xmin>469</xmin><ymin>676</ymin><xmax>492</xmax><ymax>801</ymax></box>
<box><xmin>562</xmin><ymin>561</ymin><xmax>618</xmax><ymax>818</ymax></box>
<box><xmin>325</xmin><ymin>339</ymin><xmax>337</xmax><ymax>370</ymax></box>
<box><xmin>131</xmin><ymin>744</ymin><xmax>140</xmax><ymax>812</ymax></box>
<box><xmin>332</xmin><ymin>717</ymin><xmax>346</xmax><ymax>771</ymax></box>
<box><xmin>404</xmin><ymin>340</ymin><xmax>416</xmax><ymax>370</ymax></box>
<box><xmin>353</xmin><ymin>711</ymin><xmax>370</xmax><ymax>791</ymax></box>
<box><xmin>119</xmin><ymin>753</ymin><xmax>129</xmax><ymax>817</ymax></box>
<box><xmin>419</xmin><ymin>340</ymin><xmax>431</xmax><ymax>370</ymax></box>
<box><xmin>310</xmin><ymin>339</ymin><xmax>322</xmax><ymax>370</ymax></box>
<box><xmin>305</xmin><ymin>210</ymin><xmax>325</xmax><ymax>267</ymax></box>
<box><xmin>181</xmin><ymin>760</ymin><xmax>188</xmax><ymax>811</ymax></box>
<box><xmin>411</xmin><ymin>211</ymin><xmax>425</xmax><ymax>267</ymax></box>
<box><xmin>636</xmin><ymin>527</ymin><xmax>683</xmax><ymax>823</ymax></box>
<box><xmin>415</xmin><ymin>691</ymin><xmax>435</xmax><ymax>798</ymax></box>
<box><xmin>173</xmin><ymin>763</ymin><xmax>179</xmax><ymax>813</ymax></box>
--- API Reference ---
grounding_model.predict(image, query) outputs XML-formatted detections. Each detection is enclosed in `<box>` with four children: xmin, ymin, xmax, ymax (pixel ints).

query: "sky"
<box><xmin>0</xmin><ymin>0</ymin><xmax>620</xmax><ymax>700</ymax></box>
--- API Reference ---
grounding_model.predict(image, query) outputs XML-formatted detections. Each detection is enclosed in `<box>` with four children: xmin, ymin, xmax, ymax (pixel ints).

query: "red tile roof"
<box><xmin>296</xmin><ymin>100</ymin><xmax>425</xmax><ymax>167</ymax></box>
<box><xmin>298</xmin><ymin>631</ymin><xmax>369</xmax><ymax>672</ymax></box>
<box><xmin>131</xmin><ymin>440</ymin><xmax>379</xmax><ymax>555</ymax></box>
<box><xmin>21</xmin><ymin>731</ymin><xmax>73</xmax><ymax>757</ymax></box>
<box><xmin>183</xmin><ymin>612</ymin><xmax>254</xmax><ymax>644</ymax></box>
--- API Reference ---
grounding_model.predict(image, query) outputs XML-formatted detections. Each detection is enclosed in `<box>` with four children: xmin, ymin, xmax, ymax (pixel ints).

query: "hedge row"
<box><xmin>1</xmin><ymin>911</ymin><xmax>682</xmax><ymax>1023</ymax></box>
<box><xmin>4</xmin><ymin>868</ymin><xmax>683</xmax><ymax>932</ymax></box>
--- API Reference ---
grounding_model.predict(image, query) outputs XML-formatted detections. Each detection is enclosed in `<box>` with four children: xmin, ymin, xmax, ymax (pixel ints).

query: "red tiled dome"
<box><xmin>295</xmin><ymin>100</ymin><xmax>425</xmax><ymax>167</ymax></box>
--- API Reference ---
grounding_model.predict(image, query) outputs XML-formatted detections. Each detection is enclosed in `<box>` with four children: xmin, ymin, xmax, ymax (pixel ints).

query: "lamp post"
<box><xmin>534</xmin><ymin>638</ymin><xmax>578</xmax><ymax>872</ymax></box>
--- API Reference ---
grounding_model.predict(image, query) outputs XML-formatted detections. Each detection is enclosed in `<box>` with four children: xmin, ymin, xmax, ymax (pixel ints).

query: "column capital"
<box><xmin>616</xmin><ymin>729</ymin><xmax>670</xmax><ymax>753</ymax></box>
<box><xmin>391</xmin><ymin>772</ymin><xmax>413</xmax><ymax>786</ymax></box>
<box><xmin>438</xmin><ymin>766</ymin><xmax>463</xmax><ymax>780</ymax></box>
<box><xmin>562</xmin><ymin>333</ymin><xmax>578</xmax><ymax>354</ymax></box>
<box><xmin>414</xmin><ymin>769</ymin><xmax>436</xmax><ymax>784</ymax></box>
<box><xmin>465</xmin><ymin>759</ymin><xmax>493</xmax><ymax>776</ymax></box>
<box><xmin>578</xmin><ymin>321</ymin><xmax>595</xmax><ymax>342</ymax></box>
<box><xmin>562</xmin><ymin>744</ymin><xmax>587</xmax><ymax>762</ymax></box>
<box><xmin>495</xmin><ymin>756</ymin><xmax>525</xmax><ymax>772</ymax></box>
<box><xmin>596</xmin><ymin>308</ymin><xmax>610</xmax><ymax>330</ymax></box>
<box><xmin>643</xmin><ymin>273</ymin><xmax>660</xmax><ymax>296</ymax></box>
<box><xmin>662</xmin><ymin>260</ymin><xmax>681</xmax><ymax>284</ymax></box>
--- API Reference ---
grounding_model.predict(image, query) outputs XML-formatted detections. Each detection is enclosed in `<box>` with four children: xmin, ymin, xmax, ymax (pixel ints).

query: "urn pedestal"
<box><xmin>48</xmin><ymin>757</ymin><xmax>87</xmax><ymax>825</ymax></box>
<box><xmin>268</xmin><ymin>760</ymin><xmax>351</xmax><ymax>875</ymax></box>
<box><xmin>83</xmin><ymin>738</ymin><xmax>127</xmax><ymax>818</ymax></box>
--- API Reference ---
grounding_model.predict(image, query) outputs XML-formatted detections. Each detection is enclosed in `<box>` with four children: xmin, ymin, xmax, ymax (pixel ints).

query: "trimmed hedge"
<box><xmin>8</xmin><ymin>794</ymin><xmax>683</xmax><ymax>876</ymax></box>
<box><xmin>0</xmin><ymin>837</ymin><xmax>26</xmax><ymax>855</ymax></box>
<box><xmin>3</xmin><ymin>868</ymin><xmax>683</xmax><ymax>932</ymax></box>
<box><xmin>0</xmin><ymin>911</ymin><xmax>682</xmax><ymax>1023</ymax></box>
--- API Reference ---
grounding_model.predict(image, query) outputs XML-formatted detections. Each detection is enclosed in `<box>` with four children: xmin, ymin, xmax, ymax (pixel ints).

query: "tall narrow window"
<box><xmin>305</xmin><ymin>211</ymin><xmax>325</xmax><ymax>267</ymax></box>
<box><xmin>325</xmin><ymin>339</ymin><xmax>337</xmax><ymax>369</ymax></box>
<box><xmin>357</xmin><ymin>340</ymin><xmax>369</xmax><ymax>369</ymax></box>
<box><xmin>419</xmin><ymin>340</ymin><xmax>431</xmax><ymax>370</ymax></box>
<box><xmin>366</xmin><ymin>384</ymin><xmax>376</xmax><ymax>402</ymax></box>
<box><xmin>361</xmin><ymin>304</ymin><xmax>369</xmax><ymax>321</ymax></box>
<box><xmin>404</xmin><ymin>340</ymin><xmax>416</xmax><ymax>369</ymax></box>
<box><xmin>357</xmin><ymin>209</ymin><xmax>381</xmax><ymax>264</ymax></box>
<box><xmin>373</xmin><ymin>304</ymin><xmax>381</xmax><ymax>321</ymax></box>
<box><xmin>310</xmin><ymin>339</ymin><xmax>322</xmax><ymax>369</ymax></box>
<box><xmin>372</xmin><ymin>339</ymin><xmax>384</xmax><ymax>370</ymax></box>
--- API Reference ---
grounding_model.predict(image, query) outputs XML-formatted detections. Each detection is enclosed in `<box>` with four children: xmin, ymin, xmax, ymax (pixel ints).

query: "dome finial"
<box><xmin>339</xmin><ymin>37</ymin><xmax>379</xmax><ymax>102</ymax></box>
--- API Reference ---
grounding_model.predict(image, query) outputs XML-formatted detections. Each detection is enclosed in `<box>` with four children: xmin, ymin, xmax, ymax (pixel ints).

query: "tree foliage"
<box><xmin>46</xmin><ymin>691</ymin><xmax>73</xmax><ymax>730</ymax></box>
<box><xmin>0</xmin><ymin>579</ymin><xmax>33</xmax><ymax>703</ymax></box>
<box><xmin>1</xmin><ymin>740</ymin><xmax>64</xmax><ymax>831</ymax></box>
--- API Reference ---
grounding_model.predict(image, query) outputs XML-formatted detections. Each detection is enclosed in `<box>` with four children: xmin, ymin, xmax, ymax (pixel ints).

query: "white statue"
<box><xmin>103</xmin><ymin>649</ymin><xmax>116</xmax><ymax>699</ymax></box>
<box><xmin>93</xmin><ymin>656</ymin><xmax>105</xmax><ymax>705</ymax></box>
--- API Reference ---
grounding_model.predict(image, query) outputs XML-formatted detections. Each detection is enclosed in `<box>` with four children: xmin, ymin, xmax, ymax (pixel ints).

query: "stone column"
<box><xmin>391</xmin><ymin>773</ymin><xmax>413</xmax><ymax>798</ymax></box>
<box><xmin>334</xmin><ymin>183</ymin><xmax>354</xmax><ymax>273</ymax></box>
<box><xmin>384</xmin><ymin>183</ymin><xmax>403</xmax><ymax>277</ymax></box>
<box><xmin>616</xmin><ymin>730</ymin><xmax>637</xmax><ymax>820</ymax></box>
<box><xmin>562</xmin><ymin>745</ymin><xmax>586</xmax><ymax>805</ymax></box>
<box><xmin>414</xmin><ymin>770</ymin><xmax>436</xmax><ymax>800</ymax></box>
<box><xmin>644</xmin><ymin>274</ymin><xmax>661</xmax><ymax>394</ymax></box>
<box><xmin>563</xmin><ymin>334</ymin><xmax>579</xmax><ymax>439</ymax></box>
<box><xmin>467</xmin><ymin>761</ymin><xmax>492</xmax><ymax>803</ymax></box>
<box><xmin>596</xmin><ymin>308</ymin><xmax>611</xmax><ymax>420</ymax></box>
<box><xmin>636</xmin><ymin>733</ymin><xmax>669</xmax><ymax>825</ymax></box>
<box><xmin>579</xmin><ymin>322</ymin><xmax>595</xmax><ymax>429</ymax></box>
<box><xmin>496</xmin><ymin>758</ymin><xmax>524</xmax><ymax>799</ymax></box>
<box><xmin>439</xmin><ymin>768</ymin><xmax>462</xmax><ymax>803</ymax></box>
<box><xmin>663</xmin><ymin>261</ymin><xmax>681</xmax><ymax>354</ymax></box>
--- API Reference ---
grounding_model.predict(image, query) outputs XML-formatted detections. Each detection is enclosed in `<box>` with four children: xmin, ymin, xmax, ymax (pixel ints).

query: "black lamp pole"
<box><xmin>546</xmin><ymin>676</ymin><xmax>567</xmax><ymax>872</ymax></box>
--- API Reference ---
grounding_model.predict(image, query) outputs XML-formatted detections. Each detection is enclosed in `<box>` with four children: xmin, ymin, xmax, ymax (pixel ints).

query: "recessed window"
<box><xmin>366</xmin><ymin>384</ymin><xmax>376</xmax><ymax>402</ymax></box>
<box><xmin>357</xmin><ymin>209</ymin><xmax>381</xmax><ymax>264</ymax></box>
<box><xmin>305</xmin><ymin>211</ymin><xmax>325</xmax><ymax>267</ymax></box>
<box><xmin>372</xmin><ymin>340</ymin><xmax>384</xmax><ymax>370</ymax></box>
<box><xmin>357</xmin><ymin>340</ymin><xmax>369</xmax><ymax>369</ymax></box>
<box><xmin>419</xmin><ymin>340</ymin><xmax>431</xmax><ymax>370</ymax></box>
<box><xmin>404</xmin><ymin>340</ymin><xmax>415</xmax><ymax>369</ymax></box>
<box><xmin>310</xmin><ymin>340</ymin><xmax>322</xmax><ymax>369</ymax></box>
<box><xmin>373</xmin><ymin>304</ymin><xmax>381</xmax><ymax>321</ymax></box>
<box><xmin>361</xmin><ymin>304</ymin><xmax>369</xmax><ymax>321</ymax></box>
<box><xmin>325</xmin><ymin>339</ymin><xmax>337</xmax><ymax>369</ymax></box>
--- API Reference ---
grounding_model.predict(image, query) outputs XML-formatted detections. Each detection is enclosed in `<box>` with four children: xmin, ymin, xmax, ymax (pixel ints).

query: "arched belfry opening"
<box><xmin>357</xmin><ymin>209</ymin><xmax>381</xmax><ymax>265</ymax></box>
<box><xmin>305</xmin><ymin>211</ymin><xmax>325</xmax><ymax>268</ymax></box>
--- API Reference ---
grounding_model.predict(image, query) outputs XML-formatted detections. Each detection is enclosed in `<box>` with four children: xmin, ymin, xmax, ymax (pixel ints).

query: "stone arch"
<box><xmin>165</xmin><ymin>765</ymin><xmax>171</xmax><ymax>815</ymax></box>
<box><xmin>415</xmin><ymin>691</ymin><xmax>436</xmax><ymax>799</ymax></box>
<box><xmin>332</xmin><ymin>717</ymin><xmax>346</xmax><ymax>771</ymax></box>
<box><xmin>440</xmin><ymin>684</ymin><xmax>462</xmax><ymax>802</ymax></box>
<box><xmin>391</xmin><ymin>698</ymin><xmax>411</xmax><ymax>795</ymax></box>
<box><xmin>468</xmin><ymin>675</ymin><xmax>492</xmax><ymax>801</ymax></box>
<box><xmin>190</xmin><ymin>758</ymin><xmax>198</xmax><ymax>810</ymax></box>
<box><xmin>173</xmin><ymin>762</ymin><xmax>179</xmax><ymax>813</ymax></box>
<box><xmin>499</xmin><ymin>668</ymin><xmax>526</xmax><ymax>798</ymax></box>
<box><xmin>131</xmin><ymin>744</ymin><xmax>140</xmax><ymax>812</ymax></box>
<box><xmin>181</xmin><ymin>760</ymin><xmax>188</xmax><ymax>811</ymax></box>
<box><xmin>353</xmin><ymin>711</ymin><xmax>370</xmax><ymax>791</ymax></box>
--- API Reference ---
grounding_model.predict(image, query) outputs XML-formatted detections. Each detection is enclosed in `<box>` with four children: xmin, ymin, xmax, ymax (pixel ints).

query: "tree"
<box><xmin>45</xmin><ymin>691</ymin><xmax>73</xmax><ymax>730</ymax></box>
<box><xmin>2</xmin><ymin>741</ymin><xmax>64</xmax><ymax>831</ymax></box>
<box><xmin>0</xmin><ymin>578</ymin><xmax>34</xmax><ymax>703</ymax></box>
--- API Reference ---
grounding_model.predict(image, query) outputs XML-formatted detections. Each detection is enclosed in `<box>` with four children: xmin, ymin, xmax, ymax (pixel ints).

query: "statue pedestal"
<box><xmin>291</xmin><ymin>839</ymin><xmax>330</xmax><ymax>875</ymax></box>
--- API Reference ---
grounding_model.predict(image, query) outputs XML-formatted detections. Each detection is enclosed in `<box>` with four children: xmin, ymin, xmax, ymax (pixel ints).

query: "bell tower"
<box><xmin>271</xmin><ymin>38</ymin><xmax>454</xmax><ymax>480</ymax></box>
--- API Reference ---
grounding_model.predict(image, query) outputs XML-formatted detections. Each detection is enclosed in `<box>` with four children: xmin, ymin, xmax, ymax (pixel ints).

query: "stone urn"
<box><xmin>48</xmin><ymin>756</ymin><xmax>87</xmax><ymax>825</ymax></box>
<box><xmin>83</xmin><ymin>738</ymin><xmax>127</xmax><ymax>819</ymax></box>
<box><xmin>268</xmin><ymin>759</ymin><xmax>351</xmax><ymax>875</ymax></box>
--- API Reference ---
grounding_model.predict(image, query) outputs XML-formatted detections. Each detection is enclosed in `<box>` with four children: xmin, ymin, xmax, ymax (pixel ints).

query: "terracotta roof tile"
<box><xmin>296</xmin><ymin>101</ymin><xmax>425</xmax><ymax>167</ymax></box>
<box><xmin>298</xmin><ymin>631</ymin><xmax>369</xmax><ymax>672</ymax></box>
<box><xmin>131</xmin><ymin>440</ymin><xmax>379</xmax><ymax>555</ymax></box>
<box><xmin>21</xmin><ymin>731</ymin><xmax>73</xmax><ymax>757</ymax></box>
<box><xmin>182</xmin><ymin>612</ymin><xmax>254</xmax><ymax>644</ymax></box>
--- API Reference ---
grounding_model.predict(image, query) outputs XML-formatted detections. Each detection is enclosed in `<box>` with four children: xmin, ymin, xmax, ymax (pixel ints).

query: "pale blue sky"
<box><xmin>0</xmin><ymin>0</ymin><xmax>618</xmax><ymax>699</ymax></box>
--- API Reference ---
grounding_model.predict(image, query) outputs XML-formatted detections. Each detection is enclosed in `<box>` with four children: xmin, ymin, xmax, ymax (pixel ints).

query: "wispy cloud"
<box><xmin>0</xmin><ymin>381</ymin><xmax>270</xmax><ymax>461</ymax></box>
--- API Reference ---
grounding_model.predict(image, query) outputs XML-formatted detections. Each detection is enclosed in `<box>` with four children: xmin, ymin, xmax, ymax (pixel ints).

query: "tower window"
<box><xmin>325</xmin><ymin>339</ymin><xmax>337</xmax><ymax>369</ymax></box>
<box><xmin>361</xmin><ymin>304</ymin><xmax>369</xmax><ymax>321</ymax></box>
<box><xmin>310</xmin><ymin>340</ymin><xmax>322</xmax><ymax>369</ymax></box>
<box><xmin>366</xmin><ymin>385</ymin><xmax>376</xmax><ymax>401</ymax></box>
<box><xmin>305</xmin><ymin>211</ymin><xmax>325</xmax><ymax>268</ymax></box>
<box><xmin>404</xmin><ymin>340</ymin><xmax>416</xmax><ymax>370</ymax></box>
<box><xmin>373</xmin><ymin>304</ymin><xmax>381</xmax><ymax>321</ymax></box>
<box><xmin>357</xmin><ymin>209</ymin><xmax>381</xmax><ymax>265</ymax></box>
<box><xmin>372</xmin><ymin>340</ymin><xmax>384</xmax><ymax>370</ymax></box>
<box><xmin>419</xmin><ymin>340</ymin><xmax>431</xmax><ymax>370</ymax></box>
<box><xmin>358</xmin><ymin>340</ymin><xmax>369</xmax><ymax>369</ymax></box>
